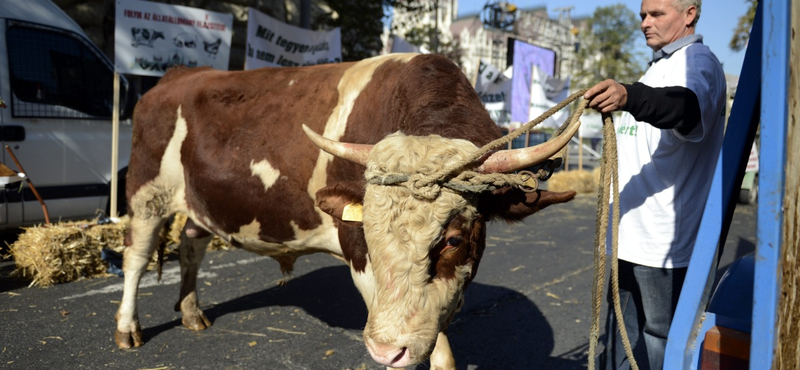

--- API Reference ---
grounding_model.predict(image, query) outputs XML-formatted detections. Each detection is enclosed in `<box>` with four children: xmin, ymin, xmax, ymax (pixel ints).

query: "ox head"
<box><xmin>304</xmin><ymin>125</ymin><xmax>576</xmax><ymax>367</ymax></box>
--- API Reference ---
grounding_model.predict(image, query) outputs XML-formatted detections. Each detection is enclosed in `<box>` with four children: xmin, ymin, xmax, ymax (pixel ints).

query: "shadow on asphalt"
<box><xmin>207</xmin><ymin>265</ymin><xmax>369</xmax><ymax>330</ymax></box>
<box><xmin>449</xmin><ymin>282</ymin><xmax>588</xmax><ymax>370</ymax></box>
<box><xmin>138</xmin><ymin>263</ymin><xmax>586</xmax><ymax>369</ymax></box>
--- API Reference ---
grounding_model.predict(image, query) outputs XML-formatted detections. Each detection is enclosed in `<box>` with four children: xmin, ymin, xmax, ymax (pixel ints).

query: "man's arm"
<box><xmin>584</xmin><ymin>79</ymin><xmax>702</xmax><ymax>135</ymax></box>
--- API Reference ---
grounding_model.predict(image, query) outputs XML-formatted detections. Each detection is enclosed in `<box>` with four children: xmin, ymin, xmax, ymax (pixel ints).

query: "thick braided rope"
<box><xmin>588</xmin><ymin>117</ymin><xmax>612</xmax><ymax>370</ymax></box>
<box><xmin>378</xmin><ymin>89</ymin><xmax>590</xmax><ymax>199</ymax></box>
<box><xmin>587</xmin><ymin>113</ymin><xmax>639</xmax><ymax>370</ymax></box>
<box><xmin>368</xmin><ymin>169</ymin><xmax>536</xmax><ymax>199</ymax></box>
<box><xmin>606</xmin><ymin>112</ymin><xmax>638</xmax><ymax>370</ymax></box>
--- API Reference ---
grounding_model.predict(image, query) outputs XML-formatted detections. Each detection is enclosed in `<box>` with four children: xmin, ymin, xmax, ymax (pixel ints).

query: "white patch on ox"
<box><xmin>349</xmin><ymin>258</ymin><xmax>377</xmax><ymax>307</ymax></box>
<box><xmin>307</xmin><ymin>53</ymin><xmax>418</xmax><ymax>196</ymax></box>
<box><xmin>288</xmin><ymin>79</ymin><xmax>295</xmax><ymax>86</ymax></box>
<box><xmin>128</xmin><ymin>106</ymin><xmax>190</xmax><ymax>216</ymax></box>
<box><xmin>250</xmin><ymin>159</ymin><xmax>281</xmax><ymax>191</ymax></box>
<box><xmin>229</xmin><ymin>219</ymin><xmax>262</xmax><ymax>246</ymax></box>
<box><xmin>302</xmin><ymin>54</ymin><xmax>420</xmax><ymax>259</ymax></box>
<box><xmin>286</xmin><ymin>220</ymin><xmax>342</xmax><ymax>255</ymax></box>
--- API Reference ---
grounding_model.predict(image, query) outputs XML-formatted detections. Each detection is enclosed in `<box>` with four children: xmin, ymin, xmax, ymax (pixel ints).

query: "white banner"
<box><xmin>528</xmin><ymin>65</ymin><xmax>570</xmax><ymax>129</ymax></box>
<box><xmin>115</xmin><ymin>0</ymin><xmax>233</xmax><ymax>76</ymax></box>
<box><xmin>245</xmin><ymin>8</ymin><xmax>341</xmax><ymax>69</ymax></box>
<box><xmin>475</xmin><ymin>60</ymin><xmax>512</xmax><ymax>127</ymax></box>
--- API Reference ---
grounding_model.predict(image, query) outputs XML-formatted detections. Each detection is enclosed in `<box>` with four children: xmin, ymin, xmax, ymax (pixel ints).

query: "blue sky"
<box><xmin>456</xmin><ymin>0</ymin><xmax>749</xmax><ymax>76</ymax></box>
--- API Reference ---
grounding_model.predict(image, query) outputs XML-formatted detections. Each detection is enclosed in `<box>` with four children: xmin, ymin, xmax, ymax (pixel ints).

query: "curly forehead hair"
<box><xmin>673</xmin><ymin>0</ymin><xmax>701</xmax><ymax>26</ymax></box>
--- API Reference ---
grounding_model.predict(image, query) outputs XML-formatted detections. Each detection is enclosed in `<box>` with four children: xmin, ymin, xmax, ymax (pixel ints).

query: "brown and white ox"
<box><xmin>115</xmin><ymin>53</ymin><xmax>576</xmax><ymax>369</ymax></box>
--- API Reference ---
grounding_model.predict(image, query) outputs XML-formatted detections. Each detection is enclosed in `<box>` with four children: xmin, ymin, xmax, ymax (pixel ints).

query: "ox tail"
<box><xmin>157</xmin><ymin>236</ymin><xmax>165</xmax><ymax>282</ymax></box>
<box><xmin>156</xmin><ymin>215</ymin><xmax>176</xmax><ymax>282</ymax></box>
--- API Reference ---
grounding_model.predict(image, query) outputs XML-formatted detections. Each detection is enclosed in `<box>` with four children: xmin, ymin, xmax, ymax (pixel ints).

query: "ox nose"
<box><xmin>365</xmin><ymin>337</ymin><xmax>412</xmax><ymax>367</ymax></box>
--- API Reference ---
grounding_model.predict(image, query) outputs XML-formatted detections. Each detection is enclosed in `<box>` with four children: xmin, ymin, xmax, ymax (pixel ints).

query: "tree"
<box><xmin>402</xmin><ymin>23</ymin><xmax>464</xmax><ymax>67</ymax></box>
<box><xmin>730</xmin><ymin>0</ymin><xmax>757</xmax><ymax>52</ymax></box>
<box><xmin>384</xmin><ymin>1</ymin><xmax>464</xmax><ymax>67</ymax></box>
<box><xmin>313</xmin><ymin>0</ymin><xmax>385</xmax><ymax>61</ymax></box>
<box><xmin>314</xmin><ymin>0</ymin><xmax>438</xmax><ymax>62</ymax></box>
<box><xmin>573</xmin><ymin>4</ymin><xmax>646</xmax><ymax>89</ymax></box>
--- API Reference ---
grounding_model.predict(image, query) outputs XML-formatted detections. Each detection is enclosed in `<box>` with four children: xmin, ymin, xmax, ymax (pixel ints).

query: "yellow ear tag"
<box><xmin>342</xmin><ymin>203</ymin><xmax>363</xmax><ymax>222</ymax></box>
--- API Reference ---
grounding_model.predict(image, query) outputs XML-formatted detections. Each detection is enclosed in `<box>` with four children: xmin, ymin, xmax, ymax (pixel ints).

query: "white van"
<box><xmin>0</xmin><ymin>0</ymin><xmax>135</xmax><ymax>229</ymax></box>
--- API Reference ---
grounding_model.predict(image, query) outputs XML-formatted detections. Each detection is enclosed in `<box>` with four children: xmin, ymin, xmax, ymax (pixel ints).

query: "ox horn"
<box><xmin>477</xmin><ymin>117</ymin><xmax>581</xmax><ymax>174</ymax></box>
<box><xmin>302</xmin><ymin>124</ymin><xmax>373</xmax><ymax>166</ymax></box>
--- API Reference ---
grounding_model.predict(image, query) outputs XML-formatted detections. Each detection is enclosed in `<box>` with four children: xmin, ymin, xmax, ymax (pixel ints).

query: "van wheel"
<box><xmin>106</xmin><ymin>167</ymin><xmax>128</xmax><ymax>216</ymax></box>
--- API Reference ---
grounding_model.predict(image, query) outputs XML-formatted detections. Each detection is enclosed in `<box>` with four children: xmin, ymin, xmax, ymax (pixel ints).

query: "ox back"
<box><xmin>126</xmin><ymin>53</ymin><xmax>500</xmax><ymax>264</ymax></box>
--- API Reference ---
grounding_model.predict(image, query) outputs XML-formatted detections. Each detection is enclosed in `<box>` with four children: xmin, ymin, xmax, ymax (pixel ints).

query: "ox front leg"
<box><xmin>115</xmin><ymin>217</ymin><xmax>165</xmax><ymax>349</ymax></box>
<box><xmin>174</xmin><ymin>230</ymin><xmax>213</xmax><ymax>331</ymax></box>
<box><xmin>429</xmin><ymin>332</ymin><xmax>457</xmax><ymax>370</ymax></box>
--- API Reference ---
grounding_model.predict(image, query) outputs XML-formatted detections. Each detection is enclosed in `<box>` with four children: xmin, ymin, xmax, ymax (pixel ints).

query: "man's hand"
<box><xmin>584</xmin><ymin>79</ymin><xmax>628</xmax><ymax>113</ymax></box>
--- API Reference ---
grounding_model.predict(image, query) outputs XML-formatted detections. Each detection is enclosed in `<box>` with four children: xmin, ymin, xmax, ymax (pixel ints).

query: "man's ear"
<box><xmin>684</xmin><ymin>5</ymin><xmax>697</xmax><ymax>27</ymax></box>
<box><xmin>315</xmin><ymin>182</ymin><xmax>366</xmax><ymax>223</ymax></box>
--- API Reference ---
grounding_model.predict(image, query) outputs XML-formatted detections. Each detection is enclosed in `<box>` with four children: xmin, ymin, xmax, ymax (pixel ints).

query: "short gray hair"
<box><xmin>673</xmin><ymin>0</ymin><xmax>701</xmax><ymax>26</ymax></box>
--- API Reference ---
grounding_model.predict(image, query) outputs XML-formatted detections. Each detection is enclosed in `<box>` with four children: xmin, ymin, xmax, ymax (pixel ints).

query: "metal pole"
<box><xmin>110</xmin><ymin>72</ymin><xmax>120</xmax><ymax>217</ymax></box>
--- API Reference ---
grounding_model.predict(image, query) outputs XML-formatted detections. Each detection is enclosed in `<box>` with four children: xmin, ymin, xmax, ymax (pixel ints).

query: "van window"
<box><xmin>6</xmin><ymin>20</ymin><xmax>114</xmax><ymax>119</ymax></box>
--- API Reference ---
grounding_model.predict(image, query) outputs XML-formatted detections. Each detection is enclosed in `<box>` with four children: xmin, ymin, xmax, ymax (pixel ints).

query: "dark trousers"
<box><xmin>597</xmin><ymin>260</ymin><xmax>687</xmax><ymax>370</ymax></box>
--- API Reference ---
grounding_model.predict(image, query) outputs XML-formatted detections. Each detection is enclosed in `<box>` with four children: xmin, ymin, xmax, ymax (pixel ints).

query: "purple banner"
<box><xmin>509</xmin><ymin>39</ymin><xmax>556</xmax><ymax>124</ymax></box>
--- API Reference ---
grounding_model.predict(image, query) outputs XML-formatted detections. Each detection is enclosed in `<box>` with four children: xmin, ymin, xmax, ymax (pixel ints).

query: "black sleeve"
<box><xmin>621</xmin><ymin>82</ymin><xmax>702</xmax><ymax>136</ymax></box>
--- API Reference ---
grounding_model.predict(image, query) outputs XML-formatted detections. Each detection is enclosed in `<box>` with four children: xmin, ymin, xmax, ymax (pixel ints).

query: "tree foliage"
<box><xmin>729</xmin><ymin>0</ymin><xmax>757</xmax><ymax>52</ymax></box>
<box><xmin>386</xmin><ymin>1</ymin><xmax>464</xmax><ymax>66</ymax></box>
<box><xmin>314</xmin><ymin>0</ymin><xmax>438</xmax><ymax>62</ymax></box>
<box><xmin>403</xmin><ymin>24</ymin><xmax>464</xmax><ymax>67</ymax></box>
<box><xmin>573</xmin><ymin>4</ymin><xmax>646</xmax><ymax>89</ymax></box>
<box><xmin>313</xmin><ymin>0</ymin><xmax>385</xmax><ymax>61</ymax></box>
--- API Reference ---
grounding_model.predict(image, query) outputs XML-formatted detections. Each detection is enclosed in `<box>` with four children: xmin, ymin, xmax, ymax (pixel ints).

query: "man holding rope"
<box><xmin>582</xmin><ymin>0</ymin><xmax>726</xmax><ymax>369</ymax></box>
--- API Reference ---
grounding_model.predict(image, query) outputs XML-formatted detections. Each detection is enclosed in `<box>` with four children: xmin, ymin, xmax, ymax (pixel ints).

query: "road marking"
<box><xmin>60</xmin><ymin>265</ymin><xmax>217</xmax><ymax>300</ymax></box>
<box><xmin>60</xmin><ymin>256</ymin><xmax>269</xmax><ymax>300</ymax></box>
<box><xmin>207</xmin><ymin>256</ymin><xmax>268</xmax><ymax>270</ymax></box>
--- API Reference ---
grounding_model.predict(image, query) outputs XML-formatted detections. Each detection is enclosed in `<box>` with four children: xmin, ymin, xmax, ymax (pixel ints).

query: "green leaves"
<box><xmin>573</xmin><ymin>3</ymin><xmax>646</xmax><ymax>89</ymax></box>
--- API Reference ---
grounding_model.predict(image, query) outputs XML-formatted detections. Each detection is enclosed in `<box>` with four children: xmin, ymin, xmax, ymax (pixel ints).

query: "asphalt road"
<box><xmin>0</xmin><ymin>194</ymin><xmax>756</xmax><ymax>370</ymax></box>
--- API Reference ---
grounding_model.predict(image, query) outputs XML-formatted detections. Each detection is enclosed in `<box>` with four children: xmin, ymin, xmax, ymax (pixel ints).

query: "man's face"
<box><xmin>640</xmin><ymin>0</ymin><xmax>695</xmax><ymax>51</ymax></box>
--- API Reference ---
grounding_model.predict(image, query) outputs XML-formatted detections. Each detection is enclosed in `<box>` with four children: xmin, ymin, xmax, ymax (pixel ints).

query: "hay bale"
<box><xmin>0</xmin><ymin>163</ymin><xmax>18</xmax><ymax>177</ymax></box>
<box><xmin>8</xmin><ymin>217</ymin><xmax>130</xmax><ymax>287</ymax></box>
<box><xmin>547</xmin><ymin>168</ymin><xmax>602</xmax><ymax>194</ymax></box>
<box><xmin>7</xmin><ymin>212</ymin><xmax>232</xmax><ymax>287</ymax></box>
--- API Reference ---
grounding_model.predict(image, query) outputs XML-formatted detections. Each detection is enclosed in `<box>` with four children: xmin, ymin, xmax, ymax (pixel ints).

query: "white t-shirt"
<box><xmin>608</xmin><ymin>38</ymin><xmax>726</xmax><ymax>268</ymax></box>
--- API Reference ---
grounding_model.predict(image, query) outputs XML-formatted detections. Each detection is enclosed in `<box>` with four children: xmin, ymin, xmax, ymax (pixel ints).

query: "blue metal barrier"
<box><xmin>663</xmin><ymin>0</ymin><xmax>790</xmax><ymax>368</ymax></box>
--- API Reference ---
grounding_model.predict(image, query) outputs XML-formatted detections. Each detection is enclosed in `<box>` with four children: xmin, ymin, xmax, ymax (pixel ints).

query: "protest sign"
<box><xmin>115</xmin><ymin>0</ymin><xmax>233</xmax><ymax>76</ymax></box>
<box><xmin>528</xmin><ymin>64</ymin><xmax>570</xmax><ymax>129</ymax></box>
<box><xmin>508</xmin><ymin>39</ymin><xmax>556</xmax><ymax>124</ymax></box>
<box><xmin>245</xmin><ymin>8</ymin><xmax>341</xmax><ymax>69</ymax></box>
<box><xmin>475</xmin><ymin>60</ymin><xmax>512</xmax><ymax>127</ymax></box>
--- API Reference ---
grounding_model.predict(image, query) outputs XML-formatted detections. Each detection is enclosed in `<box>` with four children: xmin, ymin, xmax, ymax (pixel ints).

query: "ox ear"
<box><xmin>315</xmin><ymin>182</ymin><xmax>366</xmax><ymax>223</ymax></box>
<box><xmin>478</xmin><ymin>187</ymin><xmax>577</xmax><ymax>222</ymax></box>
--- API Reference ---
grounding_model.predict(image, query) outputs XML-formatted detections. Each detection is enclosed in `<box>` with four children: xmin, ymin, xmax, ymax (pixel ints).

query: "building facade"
<box><xmin>387</xmin><ymin>1</ymin><xmax>582</xmax><ymax>84</ymax></box>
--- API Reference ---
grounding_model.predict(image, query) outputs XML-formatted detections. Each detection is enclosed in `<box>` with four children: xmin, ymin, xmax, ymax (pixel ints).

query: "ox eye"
<box><xmin>444</xmin><ymin>236</ymin><xmax>464</xmax><ymax>251</ymax></box>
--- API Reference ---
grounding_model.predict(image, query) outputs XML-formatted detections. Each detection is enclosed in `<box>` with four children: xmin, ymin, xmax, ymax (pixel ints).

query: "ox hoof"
<box><xmin>115</xmin><ymin>329</ymin><xmax>144</xmax><ymax>349</ymax></box>
<box><xmin>182</xmin><ymin>311</ymin><xmax>212</xmax><ymax>331</ymax></box>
